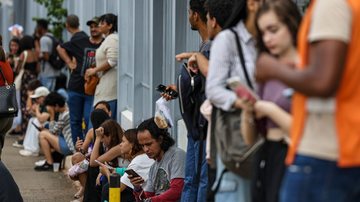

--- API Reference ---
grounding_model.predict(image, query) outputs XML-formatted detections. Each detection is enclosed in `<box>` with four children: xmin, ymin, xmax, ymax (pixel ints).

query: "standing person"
<box><xmin>0</xmin><ymin>43</ymin><xmax>15</xmax><ymax>158</ymax></box>
<box><xmin>240</xmin><ymin>1</ymin><xmax>301</xmax><ymax>201</ymax></box>
<box><xmin>6</xmin><ymin>37</ymin><xmax>22</xmax><ymax>135</ymax></box>
<box><xmin>205</xmin><ymin>0</ymin><xmax>262</xmax><ymax>201</ymax></box>
<box><xmin>0</xmin><ymin>39</ymin><xmax>22</xmax><ymax>201</ymax></box>
<box><xmin>6</xmin><ymin>38</ymin><xmax>21</xmax><ymax>73</ymax></box>
<box><xmin>57</xmin><ymin>15</ymin><xmax>103</xmax><ymax>142</ymax></box>
<box><xmin>168</xmin><ymin>1</ymin><xmax>210</xmax><ymax>201</ymax></box>
<box><xmin>18</xmin><ymin>36</ymin><xmax>39</xmax><ymax>142</ymax></box>
<box><xmin>35</xmin><ymin>19</ymin><xmax>61</xmax><ymax>91</ymax></box>
<box><xmin>170</xmin><ymin>1</ymin><xmax>235</xmax><ymax>202</ymax></box>
<box><xmin>255</xmin><ymin>0</ymin><xmax>360</xmax><ymax>201</ymax></box>
<box><xmin>129</xmin><ymin>118</ymin><xmax>186</xmax><ymax>202</ymax></box>
<box><xmin>85</xmin><ymin>13</ymin><xmax>118</xmax><ymax>120</ymax></box>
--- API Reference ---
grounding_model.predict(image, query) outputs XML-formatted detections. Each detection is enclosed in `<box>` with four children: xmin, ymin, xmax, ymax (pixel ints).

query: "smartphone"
<box><xmin>94</xmin><ymin>159</ymin><xmax>114</xmax><ymax>170</ymax></box>
<box><xmin>125</xmin><ymin>169</ymin><xmax>140</xmax><ymax>178</ymax></box>
<box><xmin>156</xmin><ymin>84</ymin><xmax>179</xmax><ymax>98</ymax></box>
<box><xmin>31</xmin><ymin>121</ymin><xmax>42</xmax><ymax>131</ymax></box>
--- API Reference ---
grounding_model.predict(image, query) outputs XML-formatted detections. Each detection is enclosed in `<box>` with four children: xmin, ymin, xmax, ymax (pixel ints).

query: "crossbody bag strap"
<box><xmin>21</xmin><ymin>50</ymin><xmax>28</xmax><ymax>70</ymax></box>
<box><xmin>229</xmin><ymin>28</ymin><xmax>254</xmax><ymax>90</ymax></box>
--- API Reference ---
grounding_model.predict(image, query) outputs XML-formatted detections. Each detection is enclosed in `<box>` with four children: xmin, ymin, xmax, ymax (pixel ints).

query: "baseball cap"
<box><xmin>86</xmin><ymin>16</ymin><xmax>99</xmax><ymax>26</ymax></box>
<box><xmin>30</xmin><ymin>86</ymin><xmax>50</xmax><ymax>99</ymax></box>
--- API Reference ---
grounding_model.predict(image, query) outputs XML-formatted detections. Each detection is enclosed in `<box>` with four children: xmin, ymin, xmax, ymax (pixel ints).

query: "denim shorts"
<box><xmin>58</xmin><ymin>135</ymin><xmax>72</xmax><ymax>155</ymax></box>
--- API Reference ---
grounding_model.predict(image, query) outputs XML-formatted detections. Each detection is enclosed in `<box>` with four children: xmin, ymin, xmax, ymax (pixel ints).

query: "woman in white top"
<box><xmin>86</xmin><ymin>13</ymin><xmax>118</xmax><ymax>120</ymax></box>
<box><xmin>100</xmin><ymin>129</ymin><xmax>154</xmax><ymax>202</ymax></box>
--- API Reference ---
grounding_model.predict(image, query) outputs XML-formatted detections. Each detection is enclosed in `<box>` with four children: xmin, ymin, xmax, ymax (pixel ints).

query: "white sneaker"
<box><xmin>35</xmin><ymin>159</ymin><xmax>46</xmax><ymax>166</ymax></box>
<box><xmin>19</xmin><ymin>149</ymin><xmax>39</xmax><ymax>157</ymax></box>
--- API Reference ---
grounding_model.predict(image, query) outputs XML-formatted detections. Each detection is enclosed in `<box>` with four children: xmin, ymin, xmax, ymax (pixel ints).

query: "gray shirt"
<box><xmin>143</xmin><ymin>146</ymin><xmax>186</xmax><ymax>196</ymax></box>
<box><xmin>206</xmin><ymin>21</ymin><xmax>257</xmax><ymax>111</ymax></box>
<box><xmin>40</xmin><ymin>33</ymin><xmax>60</xmax><ymax>77</ymax></box>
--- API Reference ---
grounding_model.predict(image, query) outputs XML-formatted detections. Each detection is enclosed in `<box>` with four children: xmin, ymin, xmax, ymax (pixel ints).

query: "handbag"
<box><xmin>84</xmin><ymin>69</ymin><xmax>99</xmax><ymax>95</ymax></box>
<box><xmin>0</xmin><ymin>62</ymin><xmax>18</xmax><ymax>117</ymax></box>
<box><xmin>211</xmin><ymin>28</ymin><xmax>263</xmax><ymax>179</ymax></box>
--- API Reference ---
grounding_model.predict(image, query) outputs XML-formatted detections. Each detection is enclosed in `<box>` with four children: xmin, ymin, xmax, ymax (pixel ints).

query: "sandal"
<box><xmin>74</xmin><ymin>187</ymin><xmax>84</xmax><ymax>199</ymax></box>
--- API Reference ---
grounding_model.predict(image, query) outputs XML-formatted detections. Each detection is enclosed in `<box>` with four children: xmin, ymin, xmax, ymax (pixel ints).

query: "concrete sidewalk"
<box><xmin>2</xmin><ymin>135</ymin><xmax>76</xmax><ymax>202</ymax></box>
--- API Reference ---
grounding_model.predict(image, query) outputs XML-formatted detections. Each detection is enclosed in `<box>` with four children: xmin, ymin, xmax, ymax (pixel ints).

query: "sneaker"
<box><xmin>34</xmin><ymin>161</ymin><xmax>53</xmax><ymax>171</ymax></box>
<box><xmin>7</xmin><ymin>129</ymin><xmax>22</xmax><ymax>136</ymax></box>
<box><xmin>19</xmin><ymin>149</ymin><xmax>39</xmax><ymax>157</ymax></box>
<box><xmin>12</xmin><ymin>140</ymin><xmax>24</xmax><ymax>148</ymax></box>
<box><xmin>35</xmin><ymin>159</ymin><xmax>46</xmax><ymax>166</ymax></box>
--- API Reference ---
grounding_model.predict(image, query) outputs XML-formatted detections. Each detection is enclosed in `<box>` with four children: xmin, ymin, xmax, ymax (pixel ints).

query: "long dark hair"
<box><xmin>255</xmin><ymin>0</ymin><xmax>302</xmax><ymax>53</ymax></box>
<box><xmin>99</xmin><ymin>13</ymin><xmax>118</xmax><ymax>33</ymax></box>
<box><xmin>137</xmin><ymin>118</ymin><xmax>175</xmax><ymax>152</ymax></box>
<box><xmin>223</xmin><ymin>0</ymin><xmax>248</xmax><ymax>29</ymax></box>
<box><xmin>9</xmin><ymin>38</ymin><xmax>21</xmax><ymax>55</ymax></box>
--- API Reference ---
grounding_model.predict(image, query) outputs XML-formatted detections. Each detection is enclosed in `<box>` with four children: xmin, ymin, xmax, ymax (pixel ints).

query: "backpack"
<box><xmin>177</xmin><ymin>62</ymin><xmax>207</xmax><ymax>140</ymax></box>
<box><xmin>211</xmin><ymin>29</ymin><xmax>264</xmax><ymax>182</ymax></box>
<box><xmin>46</xmin><ymin>34</ymin><xmax>65</xmax><ymax>70</ymax></box>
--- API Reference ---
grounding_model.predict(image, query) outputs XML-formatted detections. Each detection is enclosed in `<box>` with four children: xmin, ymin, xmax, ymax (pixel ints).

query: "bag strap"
<box><xmin>21</xmin><ymin>50</ymin><xmax>28</xmax><ymax>70</ymax></box>
<box><xmin>0</xmin><ymin>64</ymin><xmax>9</xmax><ymax>85</ymax></box>
<box><xmin>229</xmin><ymin>28</ymin><xmax>254</xmax><ymax>90</ymax></box>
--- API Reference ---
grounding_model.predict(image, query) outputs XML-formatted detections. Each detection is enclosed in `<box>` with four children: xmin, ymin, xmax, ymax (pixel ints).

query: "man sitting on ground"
<box><xmin>129</xmin><ymin>118</ymin><xmax>186</xmax><ymax>202</ymax></box>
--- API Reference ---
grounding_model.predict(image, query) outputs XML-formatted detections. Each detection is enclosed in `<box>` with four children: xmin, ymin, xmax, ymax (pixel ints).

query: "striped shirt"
<box><xmin>49</xmin><ymin>109</ymin><xmax>75</xmax><ymax>153</ymax></box>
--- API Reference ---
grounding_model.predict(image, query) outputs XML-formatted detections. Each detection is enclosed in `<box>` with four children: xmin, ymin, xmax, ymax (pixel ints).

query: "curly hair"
<box><xmin>137</xmin><ymin>117</ymin><xmax>175</xmax><ymax>152</ymax></box>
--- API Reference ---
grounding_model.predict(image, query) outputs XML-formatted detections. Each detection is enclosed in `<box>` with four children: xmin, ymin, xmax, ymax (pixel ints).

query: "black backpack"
<box><xmin>46</xmin><ymin>34</ymin><xmax>65</xmax><ymax>70</ymax></box>
<box><xmin>177</xmin><ymin>63</ymin><xmax>207</xmax><ymax>141</ymax></box>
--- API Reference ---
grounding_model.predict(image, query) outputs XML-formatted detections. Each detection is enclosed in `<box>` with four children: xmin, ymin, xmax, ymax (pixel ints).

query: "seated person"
<box><xmin>68</xmin><ymin>152</ymin><xmax>89</xmax><ymax>178</ymax></box>
<box><xmin>69</xmin><ymin>102</ymin><xmax>111</xmax><ymax>199</ymax></box>
<box><xmin>34</xmin><ymin>92</ymin><xmax>75</xmax><ymax>171</ymax></box>
<box><xmin>83</xmin><ymin>119</ymin><xmax>127</xmax><ymax>201</ymax></box>
<box><xmin>19</xmin><ymin>85</ymin><xmax>50</xmax><ymax>156</ymax></box>
<box><xmin>100</xmin><ymin>128</ymin><xmax>155</xmax><ymax>202</ymax></box>
<box><xmin>129</xmin><ymin>118</ymin><xmax>186</xmax><ymax>202</ymax></box>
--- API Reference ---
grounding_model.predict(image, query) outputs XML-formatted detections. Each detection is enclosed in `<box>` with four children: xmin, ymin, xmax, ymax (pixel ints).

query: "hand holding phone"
<box><xmin>156</xmin><ymin>84</ymin><xmax>178</xmax><ymax>99</ymax></box>
<box><xmin>125</xmin><ymin>169</ymin><xmax>141</xmax><ymax>178</ymax></box>
<box><xmin>95</xmin><ymin>159</ymin><xmax>114</xmax><ymax>170</ymax></box>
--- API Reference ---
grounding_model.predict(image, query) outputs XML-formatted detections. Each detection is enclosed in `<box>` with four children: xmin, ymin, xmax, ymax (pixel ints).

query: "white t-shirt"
<box><xmin>121</xmin><ymin>153</ymin><xmax>154</xmax><ymax>189</ymax></box>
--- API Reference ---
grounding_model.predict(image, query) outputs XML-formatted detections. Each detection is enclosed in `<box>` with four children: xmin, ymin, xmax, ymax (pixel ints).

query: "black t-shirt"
<box><xmin>60</xmin><ymin>31</ymin><xmax>102</xmax><ymax>93</ymax></box>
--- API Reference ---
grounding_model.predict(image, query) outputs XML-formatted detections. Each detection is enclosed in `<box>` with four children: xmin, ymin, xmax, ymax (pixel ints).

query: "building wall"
<box><xmin>2</xmin><ymin>0</ymin><xmax>309</xmax><ymax>148</ymax></box>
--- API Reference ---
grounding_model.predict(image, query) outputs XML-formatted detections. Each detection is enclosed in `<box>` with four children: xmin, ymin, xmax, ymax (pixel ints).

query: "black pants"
<box><xmin>0</xmin><ymin>161</ymin><xmax>23</xmax><ymax>202</ymax></box>
<box><xmin>252</xmin><ymin>140</ymin><xmax>288</xmax><ymax>202</ymax></box>
<box><xmin>0</xmin><ymin>117</ymin><xmax>13</xmax><ymax>159</ymax></box>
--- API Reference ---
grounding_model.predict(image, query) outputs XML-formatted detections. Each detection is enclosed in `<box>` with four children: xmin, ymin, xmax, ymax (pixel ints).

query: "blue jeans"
<box><xmin>67</xmin><ymin>91</ymin><xmax>94</xmax><ymax>142</ymax></box>
<box><xmin>39</xmin><ymin>76</ymin><xmax>56</xmax><ymax>91</ymax></box>
<box><xmin>181</xmin><ymin>136</ymin><xmax>208</xmax><ymax>202</ymax></box>
<box><xmin>280</xmin><ymin>155</ymin><xmax>360</xmax><ymax>202</ymax></box>
<box><xmin>212</xmin><ymin>155</ymin><xmax>251</xmax><ymax>202</ymax></box>
<box><xmin>107</xmin><ymin>99</ymin><xmax>117</xmax><ymax>120</ymax></box>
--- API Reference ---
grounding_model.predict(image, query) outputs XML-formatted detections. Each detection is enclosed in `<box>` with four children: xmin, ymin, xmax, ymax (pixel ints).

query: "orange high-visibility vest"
<box><xmin>286</xmin><ymin>0</ymin><xmax>360</xmax><ymax>167</ymax></box>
